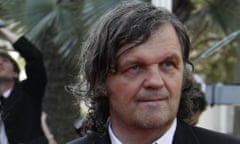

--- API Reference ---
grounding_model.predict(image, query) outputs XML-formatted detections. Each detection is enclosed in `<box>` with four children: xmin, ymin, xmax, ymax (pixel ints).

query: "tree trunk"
<box><xmin>41</xmin><ymin>29</ymin><xmax>80</xmax><ymax>143</ymax></box>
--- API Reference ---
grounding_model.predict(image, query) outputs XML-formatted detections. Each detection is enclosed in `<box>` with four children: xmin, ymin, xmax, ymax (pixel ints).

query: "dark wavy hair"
<box><xmin>70</xmin><ymin>2</ymin><xmax>192</xmax><ymax>135</ymax></box>
<box><xmin>180</xmin><ymin>68</ymin><xmax>207</xmax><ymax>122</ymax></box>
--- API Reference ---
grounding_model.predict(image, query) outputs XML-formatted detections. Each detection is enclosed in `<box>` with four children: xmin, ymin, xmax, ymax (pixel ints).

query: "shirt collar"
<box><xmin>153</xmin><ymin>118</ymin><xmax>177</xmax><ymax>144</ymax></box>
<box><xmin>108</xmin><ymin>123</ymin><xmax>122</xmax><ymax>144</ymax></box>
<box><xmin>108</xmin><ymin>118</ymin><xmax>177</xmax><ymax>144</ymax></box>
<box><xmin>2</xmin><ymin>88</ymin><xmax>12</xmax><ymax>99</ymax></box>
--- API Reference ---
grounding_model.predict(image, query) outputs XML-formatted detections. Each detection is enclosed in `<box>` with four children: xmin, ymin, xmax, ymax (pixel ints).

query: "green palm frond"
<box><xmin>207</xmin><ymin>0</ymin><xmax>240</xmax><ymax>34</ymax></box>
<box><xmin>1</xmin><ymin>0</ymin><xmax>148</xmax><ymax>66</ymax></box>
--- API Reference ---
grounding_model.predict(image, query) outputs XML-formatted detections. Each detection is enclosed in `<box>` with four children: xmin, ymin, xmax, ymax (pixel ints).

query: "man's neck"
<box><xmin>109</xmin><ymin>119</ymin><xmax>175</xmax><ymax>144</ymax></box>
<box><xmin>0</xmin><ymin>79</ymin><xmax>15</xmax><ymax>94</ymax></box>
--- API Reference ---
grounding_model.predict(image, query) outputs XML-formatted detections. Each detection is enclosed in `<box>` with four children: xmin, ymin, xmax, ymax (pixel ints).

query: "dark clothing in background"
<box><xmin>1</xmin><ymin>37</ymin><xmax>48</xmax><ymax>144</ymax></box>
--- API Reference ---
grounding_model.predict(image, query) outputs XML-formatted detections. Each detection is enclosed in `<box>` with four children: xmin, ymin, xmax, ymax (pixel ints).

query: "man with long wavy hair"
<box><xmin>68</xmin><ymin>2</ymin><xmax>240</xmax><ymax>144</ymax></box>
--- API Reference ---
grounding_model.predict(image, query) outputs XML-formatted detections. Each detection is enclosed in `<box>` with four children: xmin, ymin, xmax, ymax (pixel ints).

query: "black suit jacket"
<box><xmin>1</xmin><ymin>37</ymin><xmax>47</xmax><ymax>144</ymax></box>
<box><xmin>67</xmin><ymin>120</ymin><xmax>240</xmax><ymax>144</ymax></box>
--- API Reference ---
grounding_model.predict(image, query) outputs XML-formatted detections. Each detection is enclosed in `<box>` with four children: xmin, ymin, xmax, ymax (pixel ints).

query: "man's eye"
<box><xmin>126</xmin><ymin>64</ymin><xmax>144</xmax><ymax>74</ymax></box>
<box><xmin>129</xmin><ymin>65</ymin><xmax>140</xmax><ymax>71</ymax></box>
<box><xmin>162</xmin><ymin>61</ymin><xmax>175</xmax><ymax>68</ymax></box>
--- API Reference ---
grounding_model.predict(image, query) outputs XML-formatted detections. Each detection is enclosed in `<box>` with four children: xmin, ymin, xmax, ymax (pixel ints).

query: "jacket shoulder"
<box><xmin>174</xmin><ymin>120</ymin><xmax>240</xmax><ymax>144</ymax></box>
<box><xmin>192</xmin><ymin>126</ymin><xmax>240</xmax><ymax>144</ymax></box>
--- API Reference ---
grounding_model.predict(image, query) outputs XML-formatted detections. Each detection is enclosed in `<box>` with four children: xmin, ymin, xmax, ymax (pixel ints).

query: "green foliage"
<box><xmin>184</xmin><ymin>0</ymin><xmax>240</xmax><ymax>83</ymax></box>
<box><xmin>195</xmin><ymin>42</ymin><xmax>238</xmax><ymax>83</ymax></box>
<box><xmin>0</xmin><ymin>0</ymin><xmax>146</xmax><ymax>67</ymax></box>
<box><xmin>207</xmin><ymin>0</ymin><xmax>240</xmax><ymax>33</ymax></box>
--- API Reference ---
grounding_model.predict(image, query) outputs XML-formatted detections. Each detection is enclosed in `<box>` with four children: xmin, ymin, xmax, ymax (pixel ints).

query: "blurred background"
<box><xmin>0</xmin><ymin>0</ymin><xmax>240</xmax><ymax>143</ymax></box>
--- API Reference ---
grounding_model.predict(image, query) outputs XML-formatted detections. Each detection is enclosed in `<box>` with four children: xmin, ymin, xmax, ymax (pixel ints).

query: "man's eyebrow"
<box><xmin>127</xmin><ymin>58</ymin><xmax>141</xmax><ymax>64</ymax></box>
<box><xmin>117</xmin><ymin>44</ymin><xmax>136</xmax><ymax>57</ymax></box>
<box><xmin>118</xmin><ymin>56</ymin><xmax>138</xmax><ymax>68</ymax></box>
<box><xmin>164</xmin><ymin>53</ymin><xmax>182</xmax><ymax>61</ymax></box>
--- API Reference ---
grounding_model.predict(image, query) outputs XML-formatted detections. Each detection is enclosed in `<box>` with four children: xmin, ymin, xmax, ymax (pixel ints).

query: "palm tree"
<box><xmin>0</xmin><ymin>0</ymin><xmax>147</xmax><ymax>142</ymax></box>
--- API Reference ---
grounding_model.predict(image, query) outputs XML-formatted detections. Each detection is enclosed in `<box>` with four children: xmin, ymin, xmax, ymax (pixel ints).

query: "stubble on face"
<box><xmin>107</xmin><ymin>23</ymin><xmax>184</xmax><ymax>141</ymax></box>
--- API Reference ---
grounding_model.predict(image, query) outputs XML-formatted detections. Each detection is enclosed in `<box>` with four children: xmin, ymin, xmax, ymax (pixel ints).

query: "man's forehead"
<box><xmin>117</xmin><ymin>43</ymin><xmax>136</xmax><ymax>58</ymax></box>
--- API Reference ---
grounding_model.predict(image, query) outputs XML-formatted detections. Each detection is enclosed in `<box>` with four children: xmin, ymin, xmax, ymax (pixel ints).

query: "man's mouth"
<box><xmin>137</xmin><ymin>96</ymin><xmax>168</xmax><ymax>102</ymax></box>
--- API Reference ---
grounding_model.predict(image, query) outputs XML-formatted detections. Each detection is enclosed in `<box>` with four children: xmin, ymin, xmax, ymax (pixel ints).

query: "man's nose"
<box><xmin>143</xmin><ymin>66</ymin><xmax>164</xmax><ymax>89</ymax></box>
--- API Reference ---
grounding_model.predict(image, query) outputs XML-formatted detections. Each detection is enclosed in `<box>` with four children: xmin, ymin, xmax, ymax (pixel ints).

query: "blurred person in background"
<box><xmin>0</xmin><ymin>23</ymin><xmax>48</xmax><ymax>144</ymax></box>
<box><xmin>41</xmin><ymin>112</ymin><xmax>58</xmax><ymax>144</ymax></box>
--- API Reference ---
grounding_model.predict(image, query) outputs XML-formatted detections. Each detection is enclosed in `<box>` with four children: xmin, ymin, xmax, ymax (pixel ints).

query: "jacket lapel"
<box><xmin>173</xmin><ymin>120</ymin><xmax>200</xmax><ymax>144</ymax></box>
<box><xmin>2</xmin><ymin>87</ymin><xmax>20</xmax><ymax>121</ymax></box>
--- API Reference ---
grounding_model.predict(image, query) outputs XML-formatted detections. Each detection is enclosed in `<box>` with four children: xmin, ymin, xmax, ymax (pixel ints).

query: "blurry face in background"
<box><xmin>107</xmin><ymin>23</ymin><xmax>184</xmax><ymax>136</ymax></box>
<box><xmin>0</xmin><ymin>56</ymin><xmax>18</xmax><ymax>81</ymax></box>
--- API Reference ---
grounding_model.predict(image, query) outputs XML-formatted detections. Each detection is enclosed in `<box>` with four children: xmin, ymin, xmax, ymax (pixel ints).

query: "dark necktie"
<box><xmin>0</xmin><ymin>96</ymin><xmax>5</xmax><ymax>112</ymax></box>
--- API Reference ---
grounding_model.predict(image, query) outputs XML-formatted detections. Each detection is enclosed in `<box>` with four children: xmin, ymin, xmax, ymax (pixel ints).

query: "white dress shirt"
<box><xmin>0</xmin><ymin>89</ymin><xmax>12</xmax><ymax>144</ymax></box>
<box><xmin>108</xmin><ymin>118</ymin><xmax>177</xmax><ymax>144</ymax></box>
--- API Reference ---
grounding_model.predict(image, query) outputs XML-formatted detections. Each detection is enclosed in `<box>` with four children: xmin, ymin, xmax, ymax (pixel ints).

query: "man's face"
<box><xmin>0</xmin><ymin>56</ymin><xmax>18</xmax><ymax>81</ymax></box>
<box><xmin>106</xmin><ymin>23</ymin><xmax>184</xmax><ymax>134</ymax></box>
